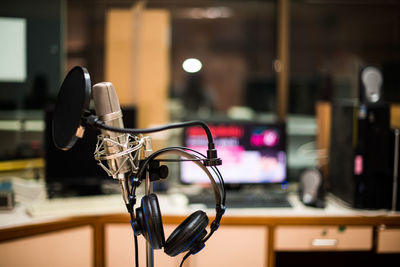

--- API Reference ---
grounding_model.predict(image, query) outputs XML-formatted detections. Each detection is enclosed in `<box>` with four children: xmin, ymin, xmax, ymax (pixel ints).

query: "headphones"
<box><xmin>130</xmin><ymin>147</ymin><xmax>226</xmax><ymax>258</ymax></box>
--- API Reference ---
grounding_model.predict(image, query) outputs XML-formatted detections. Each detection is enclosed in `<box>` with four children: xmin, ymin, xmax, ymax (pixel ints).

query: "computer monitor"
<box><xmin>180</xmin><ymin>121</ymin><xmax>287</xmax><ymax>185</ymax></box>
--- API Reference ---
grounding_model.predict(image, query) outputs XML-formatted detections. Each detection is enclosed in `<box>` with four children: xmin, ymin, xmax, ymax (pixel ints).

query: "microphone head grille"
<box><xmin>92</xmin><ymin>82</ymin><xmax>121</xmax><ymax>117</ymax></box>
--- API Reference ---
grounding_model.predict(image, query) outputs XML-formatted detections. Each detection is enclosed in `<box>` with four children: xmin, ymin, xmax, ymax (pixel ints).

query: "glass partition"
<box><xmin>0</xmin><ymin>0</ymin><xmax>63</xmax><ymax>166</ymax></box>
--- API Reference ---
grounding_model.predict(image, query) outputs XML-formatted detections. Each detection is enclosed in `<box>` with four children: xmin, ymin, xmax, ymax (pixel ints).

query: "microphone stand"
<box><xmin>145</xmin><ymin>171</ymin><xmax>154</xmax><ymax>267</ymax></box>
<box><xmin>144</xmin><ymin>137</ymin><xmax>154</xmax><ymax>267</ymax></box>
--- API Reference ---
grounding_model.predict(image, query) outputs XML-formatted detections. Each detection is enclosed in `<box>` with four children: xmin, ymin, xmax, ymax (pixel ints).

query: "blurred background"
<box><xmin>0</xmin><ymin>0</ymin><xmax>399</xmax><ymax>186</ymax></box>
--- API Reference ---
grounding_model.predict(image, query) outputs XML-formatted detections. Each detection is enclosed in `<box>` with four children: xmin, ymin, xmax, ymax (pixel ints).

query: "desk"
<box><xmin>0</xmin><ymin>194</ymin><xmax>400</xmax><ymax>267</ymax></box>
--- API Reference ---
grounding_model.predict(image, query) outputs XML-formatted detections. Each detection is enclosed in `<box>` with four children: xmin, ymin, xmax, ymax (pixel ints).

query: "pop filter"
<box><xmin>53</xmin><ymin>66</ymin><xmax>91</xmax><ymax>151</ymax></box>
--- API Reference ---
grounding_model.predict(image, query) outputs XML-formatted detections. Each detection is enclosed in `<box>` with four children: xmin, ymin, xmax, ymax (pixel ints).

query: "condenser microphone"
<box><xmin>92</xmin><ymin>82</ymin><xmax>141</xmax><ymax>204</ymax></box>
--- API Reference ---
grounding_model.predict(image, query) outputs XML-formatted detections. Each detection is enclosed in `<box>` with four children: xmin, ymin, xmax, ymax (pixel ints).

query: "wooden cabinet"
<box><xmin>1</xmin><ymin>212</ymin><xmax>399</xmax><ymax>267</ymax></box>
<box><xmin>105</xmin><ymin>224</ymin><xmax>268</xmax><ymax>267</ymax></box>
<box><xmin>376</xmin><ymin>227</ymin><xmax>400</xmax><ymax>253</ymax></box>
<box><xmin>189</xmin><ymin>225</ymin><xmax>268</xmax><ymax>267</ymax></box>
<box><xmin>0</xmin><ymin>226</ymin><xmax>93</xmax><ymax>267</ymax></box>
<box><xmin>274</xmin><ymin>225</ymin><xmax>373</xmax><ymax>251</ymax></box>
<box><xmin>105</xmin><ymin>224</ymin><xmax>183</xmax><ymax>267</ymax></box>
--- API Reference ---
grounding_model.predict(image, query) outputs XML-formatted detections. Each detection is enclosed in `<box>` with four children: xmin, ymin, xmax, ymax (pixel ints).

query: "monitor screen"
<box><xmin>0</xmin><ymin>17</ymin><xmax>26</xmax><ymax>82</ymax></box>
<box><xmin>181</xmin><ymin>121</ymin><xmax>287</xmax><ymax>185</ymax></box>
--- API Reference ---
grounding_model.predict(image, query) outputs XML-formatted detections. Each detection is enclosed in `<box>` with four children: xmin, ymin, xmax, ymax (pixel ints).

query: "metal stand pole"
<box><xmin>392</xmin><ymin>128</ymin><xmax>399</xmax><ymax>212</ymax></box>
<box><xmin>145</xmin><ymin>171</ymin><xmax>154</xmax><ymax>267</ymax></box>
<box><xmin>144</xmin><ymin>137</ymin><xmax>154</xmax><ymax>267</ymax></box>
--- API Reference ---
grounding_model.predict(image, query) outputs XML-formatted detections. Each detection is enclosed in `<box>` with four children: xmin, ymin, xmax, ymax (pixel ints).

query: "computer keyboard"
<box><xmin>25</xmin><ymin>190</ymin><xmax>292</xmax><ymax>218</ymax></box>
<box><xmin>188</xmin><ymin>190</ymin><xmax>292</xmax><ymax>208</ymax></box>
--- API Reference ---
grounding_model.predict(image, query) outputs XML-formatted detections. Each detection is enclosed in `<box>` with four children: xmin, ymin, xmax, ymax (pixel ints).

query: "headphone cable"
<box><xmin>179</xmin><ymin>251</ymin><xmax>192</xmax><ymax>267</ymax></box>
<box><xmin>134</xmin><ymin>235</ymin><xmax>139</xmax><ymax>267</ymax></box>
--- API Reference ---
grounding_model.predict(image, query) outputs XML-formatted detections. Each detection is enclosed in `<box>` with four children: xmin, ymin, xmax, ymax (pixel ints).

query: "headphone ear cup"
<box><xmin>164</xmin><ymin>210</ymin><xmax>209</xmax><ymax>257</ymax></box>
<box><xmin>139</xmin><ymin>193</ymin><xmax>165</xmax><ymax>249</ymax></box>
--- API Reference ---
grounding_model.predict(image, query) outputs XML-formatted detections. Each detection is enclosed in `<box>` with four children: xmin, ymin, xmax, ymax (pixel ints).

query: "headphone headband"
<box><xmin>135</xmin><ymin>147</ymin><xmax>226</xmax><ymax>226</ymax></box>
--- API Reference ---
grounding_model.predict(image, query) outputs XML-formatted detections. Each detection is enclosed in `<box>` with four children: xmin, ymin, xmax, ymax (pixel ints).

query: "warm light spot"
<box><xmin>182</xmin><ymin>58</ymin><xmax>202</xmax><ymax>73</ymax></box>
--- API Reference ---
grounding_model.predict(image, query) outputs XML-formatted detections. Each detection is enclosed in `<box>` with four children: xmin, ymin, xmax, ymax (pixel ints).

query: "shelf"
<box><xmin>0</xmin><ymin>158</ymin><xmax>44</xmax><ymax>172</ymax></box>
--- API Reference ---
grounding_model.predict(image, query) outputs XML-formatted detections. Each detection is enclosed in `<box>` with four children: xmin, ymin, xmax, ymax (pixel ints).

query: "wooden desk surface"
<box><xmin>1</xmin><ymin>193</ymin><xmax>399</xmax><ymax>241</ymax></box>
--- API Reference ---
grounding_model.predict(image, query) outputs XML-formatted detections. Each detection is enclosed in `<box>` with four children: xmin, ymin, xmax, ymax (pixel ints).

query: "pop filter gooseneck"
<box><xmin>53</xmin><ymin>66</ymin><xmax>91</xmax><ymax>150</ymax></box>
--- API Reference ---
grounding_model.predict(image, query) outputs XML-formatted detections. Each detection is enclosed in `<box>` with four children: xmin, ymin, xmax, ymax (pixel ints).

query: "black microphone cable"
<box><xmin>86</xmin><ymin>115</ymin><xmax>222</xmax><ymax>166</ymax></box>
<box><xmin>89</xmin><ymin>117</ymin><xmax>214</xmax><ymax>144</ymax></box>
